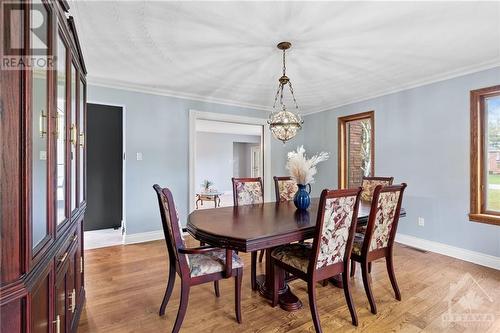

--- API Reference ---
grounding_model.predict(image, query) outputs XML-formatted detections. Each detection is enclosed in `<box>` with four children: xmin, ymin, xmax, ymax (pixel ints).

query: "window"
<box><xmin>338</xmin><ymin>111</ymin><xmax>374</xmax><ymax>189</ymax></box>
<box><xmin>470</xmin><ymin>85</ymin><xmax>500</xmax><ymax>225</ymax></box>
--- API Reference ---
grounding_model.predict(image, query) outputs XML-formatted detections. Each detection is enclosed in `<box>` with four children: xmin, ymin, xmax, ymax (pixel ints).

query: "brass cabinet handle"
<box><xmin>70</xmin><ymin>123</ymin><xmax>77</xmax><ymax>146</ymax></box>
<box><xmin>53</xmin><ymin>315</ymin><xmax>60</xmax><ymax>333</ymax></box>
<box><xmin>58</xmin><ymin>252</ymin><xmax>68</xmax><ymax>263</ymax></box>
<box><xmin>69</xmin><ymin>288</ymin><xmax>76</xmax><ymax>313</ymax></box>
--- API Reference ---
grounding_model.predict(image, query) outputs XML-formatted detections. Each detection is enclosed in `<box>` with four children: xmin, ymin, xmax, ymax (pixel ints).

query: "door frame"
<box><xmin>189</xmin><ymin>110</ymin><xmax>271</xmax><ymax>212</ymax></box>
<box><xmin>250</xmin><ymin>145</ymin><xmax>261</xmax><ymax>177</ymax></box>
<box><xmin>86</xmin><ymin>101</ymin><xmax>127</xmax><ymax>241</ymax></box>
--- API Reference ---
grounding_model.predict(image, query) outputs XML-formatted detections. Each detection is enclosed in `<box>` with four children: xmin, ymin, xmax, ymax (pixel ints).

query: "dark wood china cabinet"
<box><xmin>1</xmin><ymin>1</ymin><xmax>87</xmax><ymax>332</ymax></box>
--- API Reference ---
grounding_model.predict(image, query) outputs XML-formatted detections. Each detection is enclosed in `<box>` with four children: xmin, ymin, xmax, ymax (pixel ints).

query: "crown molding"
<box><xmin>88</xmin><ymin>60</ymin><xmax>500</xmax><ymax>117</ymax></box>
<box><xmin>302</xmin><ymin>60</ymin><xmax>500</xmax><ymax>116</ymax></box>
<box><xmin>87</xmin><ymin>76</ymin><xmax>274</xmax><ymax>113</ymax></box>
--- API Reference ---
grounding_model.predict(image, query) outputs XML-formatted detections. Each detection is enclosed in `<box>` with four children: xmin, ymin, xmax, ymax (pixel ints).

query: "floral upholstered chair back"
<box><xmin>360</xmin><ymin>176</ymin><xmax>394</xmax><ymax>202</ymax></box>
<box><xmin>274</xmin><ymin>176</ymin><xmax>298</xmax><ymax>202</ymax></box>
<box><xmin>153</xmin><ymin>185</ymin><xmax>188</xmax><ymax>267</ymax></box>
<box><xmin>313</xmin><ymin>188</ymin><xmax>361</xmax><ymax>270</ymax></box>
<box><xmin>367</xmin><ymin>184</ymin><xmax>406</xmax><ymax>252</ymax></box>
<box><xmin>232</xmin><ymin>177</ymin><xmax>263</xmax><ymax>206</ymax></box>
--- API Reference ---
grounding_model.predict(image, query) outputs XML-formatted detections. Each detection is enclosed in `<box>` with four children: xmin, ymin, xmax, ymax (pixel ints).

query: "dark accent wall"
<box><xmin>85</xmin><ymin>103</ymin><xmax>123</xmax><ymax>231</ymax></box>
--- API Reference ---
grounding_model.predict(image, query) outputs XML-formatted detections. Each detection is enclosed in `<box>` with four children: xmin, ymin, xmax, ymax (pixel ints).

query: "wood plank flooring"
<box><xmin>77</xmin><ymin>238</ymin><xmax>500</xmax><ymax>333</ymax></box>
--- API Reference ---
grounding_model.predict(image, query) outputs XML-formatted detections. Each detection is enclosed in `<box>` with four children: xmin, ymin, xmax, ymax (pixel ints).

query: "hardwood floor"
<box><xmin>78</xmin><ymin>237</ymin><xmax>500</xmax><ymax>333</ymax></box>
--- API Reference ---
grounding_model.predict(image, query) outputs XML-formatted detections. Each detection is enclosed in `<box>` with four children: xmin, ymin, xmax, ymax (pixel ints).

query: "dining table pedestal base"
<box><xmin>256</xmin><ymin>275</ymin><xmax>303</xmax><ymax>311</ymax></box>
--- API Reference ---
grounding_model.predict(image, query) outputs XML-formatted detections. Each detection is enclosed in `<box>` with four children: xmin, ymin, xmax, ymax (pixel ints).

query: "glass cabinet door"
<box><xmin>70</xmin><ymin>64</ymin><xmax>77</xmax><ymax>212</ymax></box>
<box><xmin>56</xmin><ymin>34</ymin><xmax>67</xmax><ymax>225</ymax></box>
<box><xmin>79</xmin><ymin>80</ymin><xmax>85</xmax><ymax>206</ymax></box>
<box><xmin>31</xmin><ymin>0</ymin><xmax>50</xmax><ymax>249</ymax></box>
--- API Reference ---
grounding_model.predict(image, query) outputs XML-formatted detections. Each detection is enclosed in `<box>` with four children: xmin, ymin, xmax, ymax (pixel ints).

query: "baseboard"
<box><xmin>123</xmin><ymin>230</ymin><xmax>164</xmax><ymax>245</ymax></box>
<box><xmin>396</xmin><ymin>233</ymin><xmax>500</xmax><ymax>270</ymax></box>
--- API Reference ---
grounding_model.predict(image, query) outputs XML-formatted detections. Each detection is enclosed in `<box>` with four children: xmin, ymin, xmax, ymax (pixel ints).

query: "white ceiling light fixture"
<box><xmin>268</xmin><ymin>42</ymin><xmax>303</xmax><ymax>144</ymax></box>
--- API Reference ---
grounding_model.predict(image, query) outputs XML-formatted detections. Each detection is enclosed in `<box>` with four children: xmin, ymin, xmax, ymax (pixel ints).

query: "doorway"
<box><xmin>84</xmin><ymin>103</ymin><xmax>124</xmax><ymax>248</ymax></box>
<box><xmin>194</xmin><ymin>119</ymin><xmax>263</xmax><ymax>209</ymax></box>
<box><xmin>189</xmin><ymin>110</ymin><xmax>272</xmax><ymax>212</ymax></box>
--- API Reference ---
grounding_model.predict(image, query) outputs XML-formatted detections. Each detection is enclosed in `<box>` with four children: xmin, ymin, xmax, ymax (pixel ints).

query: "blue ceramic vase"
<box><xmin>294</xmin><ymin>184</ymin><xmax>311</xmax><ymax>210</ymax></box>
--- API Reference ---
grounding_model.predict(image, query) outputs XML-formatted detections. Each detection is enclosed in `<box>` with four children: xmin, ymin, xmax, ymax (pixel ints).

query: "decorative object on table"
<box><xmin>267</xmin><ymin>41</ymin><xmax>304</xmax><ymax>144</ymax></box>
<box><xmin>286</xmin><ymin>146</ymin><xmax>329</xmax><ymax>210</ymax></box>
<box><xmin>201</xmin><ymin>179</ymin><xmax>214</xmax><ymax>192</ymax></box>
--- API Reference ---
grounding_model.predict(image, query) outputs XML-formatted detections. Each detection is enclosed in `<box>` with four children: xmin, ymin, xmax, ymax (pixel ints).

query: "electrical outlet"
<box><xmin>136</xmin><ymin>152</ymin><xmax>143</xmax><ymax>161</ymax></box>
<box><xmin>418</xmin><ymin>217</ymin><xmax>425</xmax><ymax>227</ymax></box>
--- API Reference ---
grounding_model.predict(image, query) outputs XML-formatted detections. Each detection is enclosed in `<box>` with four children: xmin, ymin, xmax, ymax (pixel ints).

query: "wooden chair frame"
<box><xmin>271</xmin><ymin>188</ymin><xmax>362</xmax><ymax>333</ymax></box>
<box><xmin>153</xmin><ymin>185</ymin><xmax>243</xmax><ymax>332</ymax></box>
<box><xmin>231</xmin><ymin>177</ymin><xmax>264</xmax><ymax>291</ymax></box>
<box><xmin>350</xmin><ymin>183</ymin><xmax>407</xmax><ymax>315</ymax></box>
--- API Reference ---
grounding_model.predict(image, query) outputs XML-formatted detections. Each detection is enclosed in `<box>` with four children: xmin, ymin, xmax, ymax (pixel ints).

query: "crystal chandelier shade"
<box><xmin>267</xmin><ymin>42</ymin><xmax>303</xmax><ymax>144</ymax></box>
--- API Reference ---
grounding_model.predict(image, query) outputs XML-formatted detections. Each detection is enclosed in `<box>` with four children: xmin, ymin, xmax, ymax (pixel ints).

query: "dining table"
<box><xmin>187</xmin><ymin>198</ymin><xmax>405</xmax><ymax>311</ymax></box>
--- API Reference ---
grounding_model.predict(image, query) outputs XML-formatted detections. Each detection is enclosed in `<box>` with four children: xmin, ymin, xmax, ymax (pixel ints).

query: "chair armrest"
<box><xmin>178</xmin><ymin>246</ymin><xmax>219</xmax><ymax>254</ymax></box>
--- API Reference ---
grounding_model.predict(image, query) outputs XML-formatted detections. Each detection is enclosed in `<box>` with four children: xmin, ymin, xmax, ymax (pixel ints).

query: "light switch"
<box><xmin>40</xmin><ymin>150</ymin><xmax>47</xmax><ymax>160</ymax></box>
<box><xmin>136</xmin><ymin>152</ymin><xmax>143</xmax><ymax>161</ymax></box>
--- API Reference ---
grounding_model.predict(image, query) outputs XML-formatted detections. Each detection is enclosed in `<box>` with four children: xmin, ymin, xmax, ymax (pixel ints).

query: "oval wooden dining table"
<box><xmin>187</xmin><ymin>198</ymin><xmax>405</xmax><ymax>311</ymax></box>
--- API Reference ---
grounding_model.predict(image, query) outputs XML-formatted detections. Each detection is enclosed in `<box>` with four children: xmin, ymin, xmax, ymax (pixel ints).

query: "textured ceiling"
<box><xmin>72</xmin><ymin>1</ymin><xmax>500</xmax><ymax>114</ymax></box>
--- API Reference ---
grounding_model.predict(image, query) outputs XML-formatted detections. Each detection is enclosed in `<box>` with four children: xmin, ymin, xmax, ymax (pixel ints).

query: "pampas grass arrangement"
<box><xmin>286</xmin><ymin>146</ymin><xmax>329</xmax><ymax>185</ymax></box>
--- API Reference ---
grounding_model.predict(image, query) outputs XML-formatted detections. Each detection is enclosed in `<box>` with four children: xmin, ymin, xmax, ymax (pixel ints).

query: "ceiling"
<box><xmin>71</xmin><ymin>1</ymin><xmax>500</xmax><ymax>114</ymax></box>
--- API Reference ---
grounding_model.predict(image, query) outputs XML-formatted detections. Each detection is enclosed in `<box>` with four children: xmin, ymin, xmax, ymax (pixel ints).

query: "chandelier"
<box><xmin>268</xmin><ymin>41</ymin><xmax>303</xmax><ymax>144</ymax></box>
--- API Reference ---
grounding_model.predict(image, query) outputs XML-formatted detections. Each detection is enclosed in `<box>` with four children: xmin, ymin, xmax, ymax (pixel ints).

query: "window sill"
<box><xmin>469</xmin><ymin>213</ymin><xmax>500</xmax><ymax>226</ymax></box>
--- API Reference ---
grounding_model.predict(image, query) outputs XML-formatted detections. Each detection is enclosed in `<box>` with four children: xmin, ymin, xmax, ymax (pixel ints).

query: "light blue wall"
<box><xmin>196</xmin><ymin>132</ymin><xmax>260</xmax><ymax>192</ymax></box>
<box><xmin>87</xmin><ymin>85</ymin><xmax>271</xmax><ymax>234</ymax></box>
<box><xmin>301</xmin><ymin>67</ymin><xmax>500</xmax><ymax>257</ymax></box>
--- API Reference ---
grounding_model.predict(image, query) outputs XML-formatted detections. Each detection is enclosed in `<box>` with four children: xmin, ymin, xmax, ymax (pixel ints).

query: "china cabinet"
<box><xmin>0</xmin><ymin>1</ymin><xmax>87</xmax><ymax>332</ymax></box>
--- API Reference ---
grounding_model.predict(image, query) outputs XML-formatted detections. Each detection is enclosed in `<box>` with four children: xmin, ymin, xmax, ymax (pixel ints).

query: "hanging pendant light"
<box><xmin>268</xmin><ymin>41</ymin><xmax>303</xmax><ymax>144</ymax></box>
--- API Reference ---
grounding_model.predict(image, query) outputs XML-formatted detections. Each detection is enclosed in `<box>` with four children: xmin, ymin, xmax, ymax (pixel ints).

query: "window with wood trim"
<box><xmin>470</xmin><ymin>85</ymin><xmax>500</xmax><ymax>226</ymax></box>
<box><xmin>338</xmin><ymin>111</ymin><xmax>375</xmax><ymax>189</ymax></box>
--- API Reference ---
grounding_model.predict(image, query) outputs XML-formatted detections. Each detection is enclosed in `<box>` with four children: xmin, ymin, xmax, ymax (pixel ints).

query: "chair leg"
<box><xmin>307</xmin><ymin>281</ymin><xmax>322</xmax><ymax>333</ymax></box>
<box><xmin>368</xmin><ymin>262</ymin><xmax>372</xmax><ymax>273</ymax></box>
<box><xmin>214</xmin><ymin>281</ymin><xmax>220</xmax><ymax>297</ymax></box>
<box><xmin>386</xmin><ymin>254</ymin><xmax>401</xmax><ymax>301</ymax></box>
<box><xmin>258</xmin><ymin>250</ymin><xmax>264</xmax><ymax>263</ymax></box>
<box><xmin>172</xmin><ymin>281</ymin><xmax>190</xmax><ymax>333</ymax></box>
<box><xmin>361</xmin><ymin>261</ymin><xmax>377</xmax><ymax>314</ymax></box>
<box><xmin>235</xmin><ymin>269</ymin><xmax>243</xmax><ymax>323</ymax></box>
<box><xmin>159</xmin><ymin>264</ymin><xmax>176</xmax><ymax>316</ymax></box>
<box><xmin>350</xmin><ymin>260</ymin><xmax>356</xmax><ymax>277</ymax></box>
<box><xmin>251</xmin><ymin>252</ymin><xmax>257</xmax><ymax>291</ymax></box>
<box><xmin>271</xmin><ymin>263</ymin><xmax>281</xmax><ymax>307</ymax></box>
<box><xmin>342</xmin><ymin>271</ymin><xmax>358</xmax><ymax>326</ymax></box>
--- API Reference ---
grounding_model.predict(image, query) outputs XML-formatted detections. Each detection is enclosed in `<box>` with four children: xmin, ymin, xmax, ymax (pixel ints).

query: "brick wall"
<box><xmin>347</xmin><ymin>121</ymin><xmax>364</xmax><ymax>188</ymax></box>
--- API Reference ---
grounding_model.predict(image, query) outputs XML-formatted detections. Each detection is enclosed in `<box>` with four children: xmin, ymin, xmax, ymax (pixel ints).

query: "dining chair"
<box><xmin>271</xmin><ymin>188</ymin><xmax>362</xmax><ymax>332</ymax></box>
<box><xmin>360</xmin><ymin>176</ymin><xmax>394</xmax><ymax>202</ymax></box>
<box><xmin>357</xmin><ymin>176</ymin><xmax>394</xmax><ymax>264</ymax></box>
<box><xmin>232</xmin><ymin>177</ymin><xmax>263</xmax><ymax>290</ymax></box>
<box><xmin>153</xmin><ymin>185</ymin><xmax>244</xmax><ymax>332</ymax></box>
<box><xmin>350</xmin><ymin>183</ymin><xmax>407</xmax><ymax>315</ymax></box>
<box><xmin>273</xmin><ymin>176</ymin><xmax>298</xmax><ymax>202</ymax></box>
